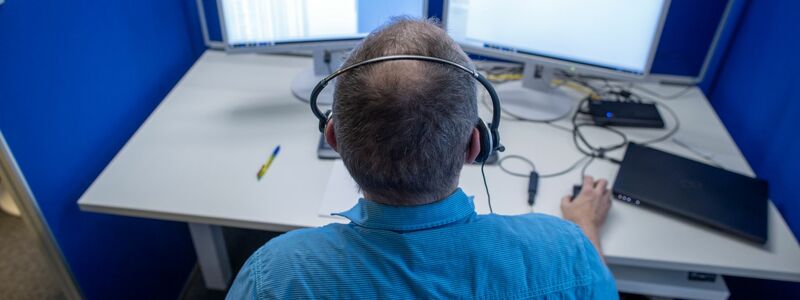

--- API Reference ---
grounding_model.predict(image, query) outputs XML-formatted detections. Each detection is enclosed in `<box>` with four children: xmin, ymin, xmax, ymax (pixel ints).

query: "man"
<box><xmin>227</xmin><ymin>18</ymin><xmax>615</xmax><ymax>299</ymax></box>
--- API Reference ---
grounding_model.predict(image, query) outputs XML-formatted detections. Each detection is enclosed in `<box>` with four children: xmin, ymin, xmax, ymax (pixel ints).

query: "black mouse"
<box><xmin>571</xmin><ymin>185</ymin><xmax>583</xmax><ymax>201</ymax></box>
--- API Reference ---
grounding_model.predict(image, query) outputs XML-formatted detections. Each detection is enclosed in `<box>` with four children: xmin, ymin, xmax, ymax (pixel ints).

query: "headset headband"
<box><xmin>309</xmin><ymin>54</ymin><xmax>503</xmax><ymax>153</ymax></box>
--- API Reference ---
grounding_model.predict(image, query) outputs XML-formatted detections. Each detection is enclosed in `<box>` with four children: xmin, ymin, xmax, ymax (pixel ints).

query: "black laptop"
<box><xmin>613</xmin><ymin>143</ymin><xmax>769</xmax><ymax>244</ymax></box>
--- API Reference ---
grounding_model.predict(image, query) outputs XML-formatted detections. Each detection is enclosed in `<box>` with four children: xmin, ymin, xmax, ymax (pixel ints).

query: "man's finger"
<box><xmin>581</xmin><ymin>176</ymin><xmax>594</xmax><ymax>193</ymax></box>
<box><xmin>594</xmin><ymin>179</ymin><xmax>608</xmax><ymax>193</ymax></box>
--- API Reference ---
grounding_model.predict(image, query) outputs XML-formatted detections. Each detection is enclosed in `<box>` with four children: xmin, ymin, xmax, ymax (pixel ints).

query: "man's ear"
<box><xmin>465</xmin><ymin>127</ymin><xmax>481</xmax><ymax>163</ymax></box>
<box><xmin>324</xmin><ymin>119</ymin><xmax>338</xmax><ymax>152</ymax></box>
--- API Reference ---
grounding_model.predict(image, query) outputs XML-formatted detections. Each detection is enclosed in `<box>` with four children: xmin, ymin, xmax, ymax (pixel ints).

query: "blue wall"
<box><xmin>707</xmin><ymin>0</ymin><xmax>800</xmax><ymax>297</ymax></box>
<box><xmin>0</xmin><ymin>1</ymin><xmax>204</xmax><ymax>299</ymax></box>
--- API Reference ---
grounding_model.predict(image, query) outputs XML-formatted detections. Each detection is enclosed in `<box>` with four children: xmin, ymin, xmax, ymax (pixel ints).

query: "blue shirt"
<box><xmin>227</xmin><ymin>188</ymin><xmax>617</xmax><ymax>299</ymax></box>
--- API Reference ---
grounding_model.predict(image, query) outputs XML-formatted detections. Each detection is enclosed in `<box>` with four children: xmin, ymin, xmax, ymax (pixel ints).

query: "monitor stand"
<box><xmin>291</xmin><ymin>48</ymin><xmax>350</xmax><ymax>105</ymax></box>
<box><xmin>496</xmin><ymin>62</ymin><xmax>575</xmax><ymax>122</ymax></box>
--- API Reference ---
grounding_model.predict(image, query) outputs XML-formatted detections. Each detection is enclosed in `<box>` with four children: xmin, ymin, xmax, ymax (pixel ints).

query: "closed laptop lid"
<box><xmin>614</xmin><ymin>143</ymin><xmax>768</xmax><ymax>244</ymax></box>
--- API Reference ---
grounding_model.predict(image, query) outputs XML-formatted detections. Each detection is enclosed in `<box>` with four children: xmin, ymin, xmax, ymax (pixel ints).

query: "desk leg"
<box><xmin>188</xmin><ymin>223</ymin><xmax>232</xmax><ymax>290</ymax></box>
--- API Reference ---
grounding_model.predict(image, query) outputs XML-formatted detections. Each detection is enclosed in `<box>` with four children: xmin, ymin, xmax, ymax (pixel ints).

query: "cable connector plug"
<box><xmin>528</xmin><ymin>171</ymin><xmax>539</xmax><ymax>206</ymax></box>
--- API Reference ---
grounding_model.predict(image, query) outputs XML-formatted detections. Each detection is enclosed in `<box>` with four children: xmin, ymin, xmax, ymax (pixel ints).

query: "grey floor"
<box><xmin>0</xmin><ymin>212</ymin><xmax>63</xmax><ymax>300</ymax></box>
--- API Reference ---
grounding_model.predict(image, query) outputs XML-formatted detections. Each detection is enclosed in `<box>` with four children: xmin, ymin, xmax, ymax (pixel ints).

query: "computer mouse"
<box><xmin>571</xmin><ymin>185</ymin><xmax>583</xmax><ymax>201</ymax></box>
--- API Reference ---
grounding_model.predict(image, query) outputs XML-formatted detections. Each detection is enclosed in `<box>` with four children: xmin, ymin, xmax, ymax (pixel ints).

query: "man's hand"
<box><xmin>561</xmin><ymin>176</ymin><xmax>612</xmax><ymax>257</ymax></box>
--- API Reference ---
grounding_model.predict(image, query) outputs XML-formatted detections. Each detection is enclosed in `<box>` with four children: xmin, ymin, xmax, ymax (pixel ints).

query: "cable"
<box><xmin>545</xmin><ymin>122</ymin><xmax>574</xmax><ymax>133</ymax></box>
<box><xmin>481</xmin><ymin>160</ymin><xmax>493</xmax><ymax>214</ymax></box>
<box><xmin>571</xmin><ymin>98</ymin><xmax>627</xmax><ymax>163</ymax></box>
<box><xmin>477</xmin><ymin>63</ymin><xmax>524</xmax><ymax>84</ymax></box>
<box><xmin>479</xmin><ymin>89</ymin><xmax>574</xmax><ymax>134</ymax></box>
<box><xmin>633</xmin><ymin>84</ymin><xmax>694</xmax><ymax>100</ymax></box>
<box><xmin>572</xmin><ymin>79</ymin><xmax>682</xmax><ymax>146</ymax></box>
<box><xmin>498</xmin><ymin>154</ymin><xmax>591</xmax><ymax>179</ymax></box>
<box><xmin>498</xmin><ymin>155</ymin><xmax>535</xmax><ymax>177</ymax></box>
<box><xmin>672</xmin><ymin>137</ymin><xmax>724</xmax><ymax>168</ymax></box>
<box><xmin>541</xmin><ymin>156</ymin><xmax>591</xmax><ymax>178</ymax></box>
<box><xmin>580</xmin><ymin>156</ymin><xmax>595</xmax><ymax>180</ymax></box>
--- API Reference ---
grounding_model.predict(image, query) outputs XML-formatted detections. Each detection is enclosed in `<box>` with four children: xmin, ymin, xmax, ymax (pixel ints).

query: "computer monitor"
<box><xmin>445</xmin><ymin>0</ymin><xmax>670</xmax><ymax>121</ymax></box>
<box><xmin>649</xmin><ymin>0</ymin><xmax>735</xmax><ymax>84</ymax></box>
<box><xmin>217</xmin><ymin>0</ymin><xmax>428</xmax><ymax>104</ymax></box>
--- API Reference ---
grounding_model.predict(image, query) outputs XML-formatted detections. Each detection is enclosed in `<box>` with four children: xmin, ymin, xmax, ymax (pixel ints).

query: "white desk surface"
<box><xmin>79</xmin><ymin>50</ymin><xmax>800</xmax><ymax>282</ymax></box>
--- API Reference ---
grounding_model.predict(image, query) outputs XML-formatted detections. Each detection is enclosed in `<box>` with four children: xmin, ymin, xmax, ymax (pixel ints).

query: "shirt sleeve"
<box><xmin>226</xmin><ymin>254</ymin><xmax>258</xmax><ymax>300</ymax></box>
<box><xmin>577</xmin><ymin>226</ymin><xmax>619</xmax><ymax>299</ymax></box>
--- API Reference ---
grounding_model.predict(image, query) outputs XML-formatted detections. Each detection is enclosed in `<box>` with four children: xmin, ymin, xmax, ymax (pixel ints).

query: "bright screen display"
<box><xmin>446</xmin><ymin>0</ymin><xmax>668</xmax><ymax>74</ymax></box>
<box><xmin>221</xmin><ymin>0</ymin><xmax>425</xmax><ymax>48</ymax></box>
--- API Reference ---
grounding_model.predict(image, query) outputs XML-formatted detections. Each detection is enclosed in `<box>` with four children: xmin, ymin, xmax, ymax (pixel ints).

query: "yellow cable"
<box><xmin>552</xmin><ymin>79</ymin><xmax>600</xmax><ymax>100</ymax></box>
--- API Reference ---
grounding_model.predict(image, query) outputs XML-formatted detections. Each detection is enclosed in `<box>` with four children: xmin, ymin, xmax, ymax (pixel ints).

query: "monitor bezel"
<box><xmin>442</xmin><ymin>0</ymin><xmax>671</xmax><ymax>80</ymax></box>
<box><xmin>645</xmin><ymin>0</ymin><xmax>736</xmax><ymax>85</ymax></box>
<box><xmin>217</xmin><ymin>0</ymin><xmax>429</xmax><ymax>54</ymax></box>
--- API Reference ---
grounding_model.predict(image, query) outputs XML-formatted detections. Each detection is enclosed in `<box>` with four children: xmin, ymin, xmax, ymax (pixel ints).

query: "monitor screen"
<box><xmin>446</xmin><ymin>0</ymin><xmax>668</xmax><ymax>75</ymax></box>
<box><xmin>220</xmin><ymin>0</ymin><xmax>426</xmax><ymax>49</ymax></box>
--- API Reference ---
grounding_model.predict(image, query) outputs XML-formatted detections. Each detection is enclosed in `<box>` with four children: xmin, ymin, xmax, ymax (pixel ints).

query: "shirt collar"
<box><xmin>333</xmin><ymin>188</ymin><xmax>475</xmax><ymax>231</ymax></box>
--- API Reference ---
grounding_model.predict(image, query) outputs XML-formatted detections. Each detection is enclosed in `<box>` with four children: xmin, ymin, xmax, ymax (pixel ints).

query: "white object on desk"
<box><xmin>319</xmin><ymin>161</ymin><xmax>360</xmax><ymax>218</ymax></box>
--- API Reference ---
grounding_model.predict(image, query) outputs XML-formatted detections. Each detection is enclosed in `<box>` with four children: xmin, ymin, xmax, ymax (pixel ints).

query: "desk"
<box><xmin>78</xmin><ymin>50</ymin><xmax>800</xmax><ymax>298</ymax></box>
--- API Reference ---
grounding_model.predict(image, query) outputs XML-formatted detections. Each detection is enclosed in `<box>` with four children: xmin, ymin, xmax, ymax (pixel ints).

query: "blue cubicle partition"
<box><xmin>0</xmin><ymin>0</ymin><xmax>205</xmax><ymax>299</ymax></box>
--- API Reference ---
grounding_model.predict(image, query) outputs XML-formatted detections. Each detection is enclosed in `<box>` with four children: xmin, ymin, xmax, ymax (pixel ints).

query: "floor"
<box><xmin>0</xmin><ymin>212</ymin><xmax>64</xmax><ymax>299</ymax></box>
<box><xmin>180</xmin><ymin>227</ymin><xmax>283</xmax><ymax>300</ymax></box>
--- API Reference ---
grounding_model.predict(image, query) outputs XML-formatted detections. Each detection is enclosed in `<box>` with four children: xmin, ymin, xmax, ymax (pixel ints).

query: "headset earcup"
<box><xmin>319</xmin><ymin>110</ymin><xmax>332</xmax><ymax>133</ymax></box>
<box><xmin>475</xmin><ymin>119</ymin><xmax>493</xmax><ymax>163</ymax></box>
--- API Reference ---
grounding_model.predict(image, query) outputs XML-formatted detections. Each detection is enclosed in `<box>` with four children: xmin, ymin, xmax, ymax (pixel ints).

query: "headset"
<box><xmin>309</xmin><ymin>55</ymin><xmax>505</xmax><ymax>163</ymax></box>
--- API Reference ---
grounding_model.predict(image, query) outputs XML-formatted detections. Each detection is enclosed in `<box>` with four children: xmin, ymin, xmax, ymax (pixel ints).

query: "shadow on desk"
<box><xmin>226</xmin><ymin>99</ymin><xmax>301</xmax><ymax>121</ymax></box>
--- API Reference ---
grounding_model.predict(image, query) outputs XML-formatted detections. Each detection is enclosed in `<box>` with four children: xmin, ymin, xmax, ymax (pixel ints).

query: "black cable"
<box><xmin>481</xmin><ymin>160</ymin><xmax>493</xmax><ymax>214</ymax></box>
<box><xmin>577</xmin><ymin>80</ymin><xmax>682</xmax><ymax>146</ymax></box>
<box><xmin>571</xmin><ymin>98</ymin><xmax>627</xmax><ymax>163</ymax></box>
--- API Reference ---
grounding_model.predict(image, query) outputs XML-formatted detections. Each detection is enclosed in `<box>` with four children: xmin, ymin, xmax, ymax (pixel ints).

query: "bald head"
<box><xmin>332</xmin><ymin>18</ymin><xmax>479</xmax><ymax>205</ymax></box>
